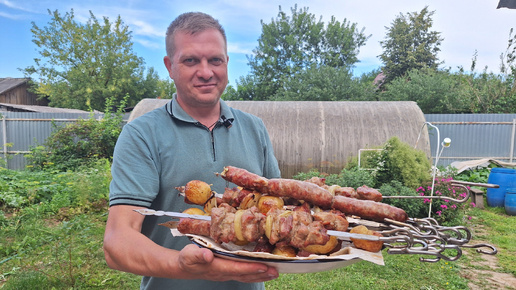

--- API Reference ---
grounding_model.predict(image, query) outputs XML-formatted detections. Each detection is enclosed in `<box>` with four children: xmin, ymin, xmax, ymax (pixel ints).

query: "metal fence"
<box><xmin>425</xmin><ymin>114</ymin><xmax>516</xmax><ymax>168</ymax></box>
<box><xmin>1</xmin><ymin>112</ymin><xmax>515</xmax><ymax>170</ymax></box>
<box><xmin>0</xmin><ymin>112</ymin><xmax>106</xmax><ymax>170</ymax></box>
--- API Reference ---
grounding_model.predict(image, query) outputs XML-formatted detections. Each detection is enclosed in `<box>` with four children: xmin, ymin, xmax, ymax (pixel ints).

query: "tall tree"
<box><xmin>23</xmin><ymin>9</ymin><xmax>160</xmax><ymax>111</ymax></box>
<box><xmin>229</xmin><ymin>5</ymin><xmax>369</xmax><ymax>101</ymax></box>
<box><xmin>379</xmin><ymin>6</ymin><xmax>443</xmax><ymax>85</ymax></box>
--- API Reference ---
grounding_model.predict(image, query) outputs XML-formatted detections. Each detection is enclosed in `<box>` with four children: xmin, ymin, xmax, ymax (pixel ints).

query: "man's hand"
<box><xmin>178</xmin><ymin>244</ymin><xmax>278</xmax><ymax>282</ymax></box>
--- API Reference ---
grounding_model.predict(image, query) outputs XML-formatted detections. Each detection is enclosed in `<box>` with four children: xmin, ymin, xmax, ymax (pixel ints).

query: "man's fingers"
<box><xmin>179</xmin><ymin>245</ymin><xmax>212</xmax><ymax>268</ymax></box>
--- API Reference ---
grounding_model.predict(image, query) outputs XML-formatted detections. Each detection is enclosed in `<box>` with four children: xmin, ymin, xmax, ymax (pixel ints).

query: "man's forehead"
<box><xmin>173</xmin><ymin>29</ymin><xmax>227</xmax><ymax>54</ymax></box>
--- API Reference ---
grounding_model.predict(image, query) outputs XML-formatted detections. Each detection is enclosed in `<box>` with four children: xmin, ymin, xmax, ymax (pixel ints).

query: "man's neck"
<box><xmin>175</xmin><ymin>95</ymin><xmax>221</xmax><ymax>127</ymax></box>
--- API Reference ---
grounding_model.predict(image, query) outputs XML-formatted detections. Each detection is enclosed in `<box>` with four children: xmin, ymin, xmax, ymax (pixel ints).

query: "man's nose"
<box><xmin>197</xmin><ymin>60</ymin><xmax>214</xmax><ymax>80</ymax></box>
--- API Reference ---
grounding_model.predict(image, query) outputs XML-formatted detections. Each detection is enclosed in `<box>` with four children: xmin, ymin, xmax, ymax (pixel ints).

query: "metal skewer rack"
<box><xmin>349</xmin><ymin>213</ymin><xmax>498</xmax><ymax>263</ymax></box>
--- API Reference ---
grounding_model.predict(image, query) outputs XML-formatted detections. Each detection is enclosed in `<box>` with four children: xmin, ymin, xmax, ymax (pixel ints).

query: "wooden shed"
<box><xmin>129</xmin><ymin>99</ymin><xmax>431</xmax><ymax>178</ymax></box>
<box><xmin>0</xmin><ymin>78</ymin><xmax>48</xmax><ymax>106</ymax></box>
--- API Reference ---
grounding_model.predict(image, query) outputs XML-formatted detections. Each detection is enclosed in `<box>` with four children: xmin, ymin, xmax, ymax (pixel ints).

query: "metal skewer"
<box><xmin>136</xmin><ymin>209</ymin><xmax>498</xmax><ymax>262</ymax></box>
<box><xmin>135</xmin><ymin>209</ymin><xmax>382</xmax><ymax>241</ymax></box>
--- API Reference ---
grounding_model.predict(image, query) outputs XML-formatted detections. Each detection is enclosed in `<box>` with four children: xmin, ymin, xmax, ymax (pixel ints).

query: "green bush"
<box><xmin>293</xmin><ymin>167</ymin><xmax>375</xmax><ymax>188</ymax></box>
<box><xmin>379</xmin><ymin>180</ymin><xmax>427</xmax><ymax>218</ymax></box>
<box><xmin>373</xmin><ymin>136</ymin><xmax>432</xmax><ymax>189</ymax></box>
<box><xmin>25</xmin><ymin>95</ymin><xmax>127</xmax><ymax>172</ymax></box>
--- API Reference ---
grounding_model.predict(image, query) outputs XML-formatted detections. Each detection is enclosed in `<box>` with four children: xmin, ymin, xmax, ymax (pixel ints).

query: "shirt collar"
<box><xmin>169</xmin><ymin>94</ymin><xmax>234</xmax><ymax>124</ymax></box>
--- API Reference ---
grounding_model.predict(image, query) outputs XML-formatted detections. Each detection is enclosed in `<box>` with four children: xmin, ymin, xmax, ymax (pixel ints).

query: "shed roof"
<box><xmin>0</xmin><ymin>78</ymin><xmax>29</xmax><ymax>94</ymax></box>
<box><xmin>0</xmin><ymin>102</ymin><xmax>92</xmax><ymax>113</ymax></box>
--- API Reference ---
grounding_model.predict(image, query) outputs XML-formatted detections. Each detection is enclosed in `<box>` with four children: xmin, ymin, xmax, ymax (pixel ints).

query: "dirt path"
<box><xmin>460</xmin><ymin>224</ymin><xmax>516</xmax><ymax>290</ymax></box>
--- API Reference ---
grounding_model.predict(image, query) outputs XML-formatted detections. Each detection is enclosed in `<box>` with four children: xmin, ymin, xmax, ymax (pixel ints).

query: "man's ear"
<box><xmin>164</xmin><ymin>56</ymin><xmax>174</xmax><ymax>79</ymax></box>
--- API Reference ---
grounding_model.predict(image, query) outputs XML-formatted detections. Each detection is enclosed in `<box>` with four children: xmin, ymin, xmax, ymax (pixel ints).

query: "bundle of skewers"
<box><xmin>137</xmin><ymin>166</ymin><xmax>497</xmax><ymax>262</ymax></box>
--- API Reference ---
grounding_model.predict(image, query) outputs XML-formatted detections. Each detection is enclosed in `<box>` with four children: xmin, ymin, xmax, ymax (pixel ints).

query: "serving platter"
<box><xmin>182</xmin><ymin>232</ymin><xmax>384</xmax><ymax>274</ymax></box>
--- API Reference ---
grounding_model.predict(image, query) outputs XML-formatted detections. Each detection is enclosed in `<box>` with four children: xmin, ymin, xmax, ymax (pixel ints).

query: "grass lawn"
<box><xmin>1</xmin><ymin>203</ymin><xmax>514</xmax><ymax>289</ymax></box>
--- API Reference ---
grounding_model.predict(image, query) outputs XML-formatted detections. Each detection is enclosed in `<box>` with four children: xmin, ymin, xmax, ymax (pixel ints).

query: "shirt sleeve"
<box><xmin>109</xmin><ymin>123</ymin><xmax>160</xmax><ymax>207</ymax></box>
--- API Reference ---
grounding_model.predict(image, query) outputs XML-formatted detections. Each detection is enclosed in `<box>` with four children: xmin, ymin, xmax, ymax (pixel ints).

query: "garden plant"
<box><xmin>1</xmin><ymin>131</ymin><xmax>514</xmax><ymax>289</ymax></box>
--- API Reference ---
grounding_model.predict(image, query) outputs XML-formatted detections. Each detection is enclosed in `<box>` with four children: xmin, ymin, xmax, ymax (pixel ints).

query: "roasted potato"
<box><xmin>349</xmin><ymin>225</ymin><xmax>383</xmax><ymax>252</ymax></box>
<box><xmin>272</xmin><ymin>245</ymin><xmax>297</xmax><ymax>257</ymax></box>
<box><xmin>184</xmin><ymin>180</ymin><xmax>213</xmax><ymax>205</ymax></box>
<box><xmin>301</xmin><ymin>236</ymin><xmax>339</xmax><ymax>255</ymax></box>
<box><xmin>182</xmin><ymin>207</ymin><xmax>206</xmax><ymax>215</ymax></box>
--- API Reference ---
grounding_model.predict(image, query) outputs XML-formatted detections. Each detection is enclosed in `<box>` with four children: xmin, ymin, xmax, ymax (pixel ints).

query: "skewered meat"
<box><xmin>265</xmin><ymin>179</ymin><xmax>334</xmax><ymax>209</ymax></box>
<box><xmin>218</xmin><ymin>166</ymin><xmax>268</xmax><ymax>191</ymax></box>
<box><xmin>356</xmin><ymin>185</ymin><xmax>383</xmax><ymax>202</ymax></box>
<box><xmin>313</xmin><ymin>210</ymin><xmax>349</xmax><ymax>232</ymax></box>
<box><xmin>252</xmin><ymin>236</ymin><xmax>274</xmax><ymax>253</ymax></box>
<box><xmin>177</xmin><ymin>204</ymin><xmax>330</xmax><ymax>249</ymax></box>
<box><xmin>210</xmin><ymin>204</ymin><xmax>238</xmax><ymax>243</ymax></box>
<box><xmin>331</xmin><ymin>195</ymin><xmax>408</xmax><ymax>222</ymax></box>
<box><xmin>304</xmin><ymin>177</ymin><xmax>382</xmax><ymax>202</ymax></box>
<box><xmin>219</xmin><ymin>166</ymin><xmax>334</xmax><ymax>208</ymax></box>
<box><xmin>177</xmin><ymin>218</ymin><xmax>211</xmax><ymax>237</ymax></box>
<box><xmin>266</xmin><ymin>208</ymin><xmax>330</xmax><ymax>249</ymax></box>
<box><xmin>304</xmin><ymin>176</ymin><xmax>326</xmax><ymax>187</ymax></box>
<box><xmin>218</xmin><ymin>166</ymin><xmax>407</xmax><ymax>222</ymax></box>
<box><xmin>330</xmin><ymin>186</ymin><xmax>358</xmax><ymax>199</ymax></box>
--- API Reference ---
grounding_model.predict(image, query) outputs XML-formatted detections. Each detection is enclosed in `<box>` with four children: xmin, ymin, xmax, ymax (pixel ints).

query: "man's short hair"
<box><xmin>165</xmin><ymin>12</ymin><xmax>227</xmax><ymax>58</ymax></box>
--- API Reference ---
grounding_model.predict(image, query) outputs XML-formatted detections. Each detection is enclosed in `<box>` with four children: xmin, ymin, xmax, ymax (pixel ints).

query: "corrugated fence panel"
<box><xmin>0</xmin><ymin>112</ymin><xmax>102</xmax><ymax>169</ymax></box>
<box><xmin>425</xmin><ymin>114</ymin><xmax>516</xmax><ymax>167</ymax></box>
<box><xmin>1</xmin><ymin>111</ymin><xmax>515</xmax><ymax>171</ymax></box>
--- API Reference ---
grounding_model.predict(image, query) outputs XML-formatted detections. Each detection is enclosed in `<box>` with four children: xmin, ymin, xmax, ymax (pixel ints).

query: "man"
<box><xmin>103</xmin><ymin>12</ymin><xmax>280</xmax><ymax>289</ymax></box>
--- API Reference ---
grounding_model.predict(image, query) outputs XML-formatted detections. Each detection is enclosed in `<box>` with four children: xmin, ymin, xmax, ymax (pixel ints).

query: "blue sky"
<box><xmin>1</xmin><ymin>0</ymin><xmax>515</xmax><ymax>86</ymax></box>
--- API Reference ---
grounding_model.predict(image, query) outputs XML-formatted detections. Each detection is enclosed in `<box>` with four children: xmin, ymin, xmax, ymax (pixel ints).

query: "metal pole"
<box><xmin>424</xmin><ymin>122</ymin><xmax>440</xmax><ymax>218</ymax></box>
<box><xmin>510</xmin><ymin>119</ymin><xmax>515</xmax><ymax>163</ymax></box>
<box><xmin>2</xmin><ymin>116</ymin><xmax>7</xmax><ymax>167</ymax></box>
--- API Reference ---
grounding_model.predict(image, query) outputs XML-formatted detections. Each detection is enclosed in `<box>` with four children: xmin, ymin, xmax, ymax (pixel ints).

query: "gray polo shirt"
<box><xmin>109</xmin><ymin>96</ymin><xmax>280</xmax><ymax>290</ymax></box>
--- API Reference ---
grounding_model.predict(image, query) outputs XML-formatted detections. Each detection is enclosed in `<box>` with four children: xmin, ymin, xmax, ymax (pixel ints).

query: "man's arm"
<box><xmin>103</xmin><ymin>205</ymin><xmax>278</xmax><ymax>282</ymax></box>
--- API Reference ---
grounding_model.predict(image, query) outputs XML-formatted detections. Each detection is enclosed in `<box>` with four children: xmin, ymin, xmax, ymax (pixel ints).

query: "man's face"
<box><xmin>164</xmin><ymin>29</ymin><xmax>229</xmax><ymax>108</ymax></box>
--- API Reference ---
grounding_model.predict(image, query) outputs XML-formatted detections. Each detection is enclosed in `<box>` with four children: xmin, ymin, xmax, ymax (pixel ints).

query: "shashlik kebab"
<box><xmin>217</xmin><ymin>166</ymin><xmax>408</xmax><ymax>222</ymax></box>
<box><xmin>174</xmin><ymin>202</ymin><xmax>383</xmax><ymax>255</ymax></box>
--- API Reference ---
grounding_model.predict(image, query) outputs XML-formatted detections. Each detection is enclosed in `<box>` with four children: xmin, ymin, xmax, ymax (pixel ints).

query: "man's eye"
<box><xmin>184</xmin><ymin>58</ymin><xmax>197</xmax><ymax>64</ymax></box>
<box><xmin>210</xmin><ymin>58</ymin><xmax>224</xmax><ymax>65</ymax></box>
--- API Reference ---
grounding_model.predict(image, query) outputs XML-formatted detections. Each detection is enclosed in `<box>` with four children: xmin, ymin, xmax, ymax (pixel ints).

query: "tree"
<box><xmin>380</xmin><ymin>67</ymin><xmax>466</xmax><ymax>113</ymax></box>
<box><xmin>156</xmin><ymin>78</ymin><xmax>176</xmax><ymax>99</ymax></box>
<box><xmin>270</xmin><ymin>65</ymin><xmax>361</xmax><ymax>101</ymax></box>
<box><xmin>379</xmin><ymin>6</ymin><xmax>443</xmax><ymax>85</ymax></box>
<box><xmin>230</xmin><ymin>5</ymin><xmax>369</xmax><ymax>100</ymax></box>
<box><xmin>23</xmin><ymin>9</ymin><xmax>160</xmax><ymax>111</ymax></box>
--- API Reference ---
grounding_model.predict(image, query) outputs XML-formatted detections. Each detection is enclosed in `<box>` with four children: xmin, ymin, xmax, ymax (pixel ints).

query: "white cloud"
<box><xmin>227</xmin><ymin>42</ymin><xmax>254</xmax><ymax>55</ymax></box>
<box><xmin>128</xmin><ymin>19</ymin><xmax>163</xmax><ymax>38</ymax></box>
<box><xmin>134</xmin><ymin>38</ymin><xmax>161</xmax><ymax>49</ymax></box>
<box><xmin>0</xmin><ymin>10</ymin><xmax>22</xmax><ymax>19</ymax></box>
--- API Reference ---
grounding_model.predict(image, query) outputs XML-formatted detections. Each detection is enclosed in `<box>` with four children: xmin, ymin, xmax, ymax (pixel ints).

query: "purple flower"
<box><xmin>471</xmin><ymin>202</ymin><xmax>476</xmax><ymax>208</ymax></box>
<box><xmin>436</xmin><ymin>211</ymin><xmax>442</xmax><ymax>216</ymax></box>
<box><xmin>451</xmin><ymin>204</ymin><xmax>457</xmax><ymax>209</ymax></box>
<box><xmin>441</xmin><ymin>204</ymin><xmax>448</xmax><ymax>209</ymax></box>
